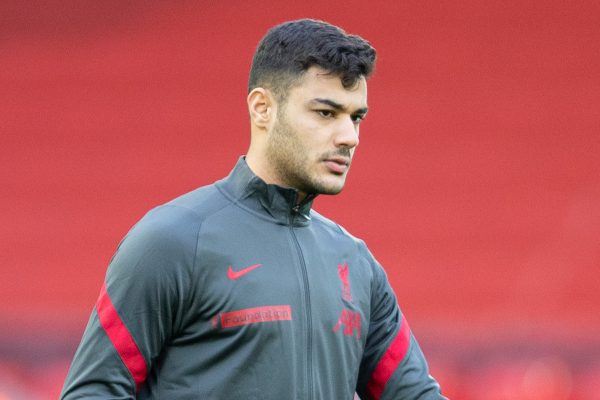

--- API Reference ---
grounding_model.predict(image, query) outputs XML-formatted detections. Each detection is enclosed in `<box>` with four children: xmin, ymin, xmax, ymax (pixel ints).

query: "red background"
<box><xmin>1</xmin><ymin>1</ymin><xmax>599</xmax><ymax>398</ymax></box>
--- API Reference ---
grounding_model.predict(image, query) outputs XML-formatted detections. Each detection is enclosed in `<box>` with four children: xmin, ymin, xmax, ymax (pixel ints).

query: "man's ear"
<box><xmin>247</xmin><ymin>88</ymin><xmax>275</xmax><ymax>130</ymax></box>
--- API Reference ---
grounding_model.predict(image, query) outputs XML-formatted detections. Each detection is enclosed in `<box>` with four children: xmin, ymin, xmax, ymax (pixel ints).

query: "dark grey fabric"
<box><xmin>61</xmin><ymin>157</ymin><xmax>444</xmax><ymax>400</ymax></box>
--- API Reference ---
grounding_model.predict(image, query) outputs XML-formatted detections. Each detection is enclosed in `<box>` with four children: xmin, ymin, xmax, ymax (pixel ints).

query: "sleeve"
<box><xmin>355</xmin><ymin>249</ymin><xmax>447</xmax><ymax>400</ymax></box>
<box><xmin>60</xmin><ymin>206</ymin><xmax>200</xmax><ymax>399</ymax></box>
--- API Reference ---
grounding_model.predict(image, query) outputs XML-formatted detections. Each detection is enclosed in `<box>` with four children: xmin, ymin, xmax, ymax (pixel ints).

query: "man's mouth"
<box><xmin>323</xmin><ymin>156</ymin><xmax>350</xmax><ymax>174</ymax></box>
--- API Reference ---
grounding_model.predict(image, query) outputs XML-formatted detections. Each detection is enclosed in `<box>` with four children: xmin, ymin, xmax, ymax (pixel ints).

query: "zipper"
<box><xmin>289</xmin><ymin>205</ymin><xmax>313</xmax><ymax>399</ymax></box>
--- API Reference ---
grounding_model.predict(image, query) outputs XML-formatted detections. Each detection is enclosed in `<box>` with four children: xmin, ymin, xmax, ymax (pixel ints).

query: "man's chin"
<box><xmin>318</xmin><ymin>188</ymin><xmax>344</xmax><ymax>196</ymax></box>
<box><xmin>311</xmin><ymin>179</ymin><xmax>347</xmax><ymax>196</ymax></box>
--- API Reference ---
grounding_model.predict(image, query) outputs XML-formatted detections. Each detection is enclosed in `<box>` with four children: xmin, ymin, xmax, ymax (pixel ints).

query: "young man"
<box><xmin>61</xmin><ymin>19</ymin><xmax>445</xmax><ymax>399</ymax></box>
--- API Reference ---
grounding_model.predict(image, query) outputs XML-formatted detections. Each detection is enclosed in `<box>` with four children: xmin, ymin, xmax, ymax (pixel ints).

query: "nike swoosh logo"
<box><xmin>227</xmin><ymin>264</ymin><xmax>262</xmax><ymax>280</ymax></box>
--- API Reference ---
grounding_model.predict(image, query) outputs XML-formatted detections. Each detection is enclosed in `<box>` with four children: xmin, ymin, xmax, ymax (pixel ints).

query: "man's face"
<box><xmin>265</xmin><ymin>66</ymin><xmax>368</xmax><ymax>197</ymax></box>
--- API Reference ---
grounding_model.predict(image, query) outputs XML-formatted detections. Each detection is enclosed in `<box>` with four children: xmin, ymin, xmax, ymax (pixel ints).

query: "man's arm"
<box><xmin>356</xmin><ymin>251</ymin><xmax>446</xmax><ymax>400</ymax></box>
<box><xmin>61</xmin><ymin>206</ymin><xmax>199</xmax><ymax>398</ymax></box>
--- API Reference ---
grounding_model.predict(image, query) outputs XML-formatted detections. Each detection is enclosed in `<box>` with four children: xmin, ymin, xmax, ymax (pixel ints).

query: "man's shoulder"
<box><xmin>310</xmin><ymin>209</ymin><xmax>366</xmax><ymax>247</ymax></box>
<box><xmin>165</xmin><ymin>180</ymin><xmax>229</xmax><ymax>218</ymax></box>
<box><xmin>115</xmin><ymin>182</ymin><xmax>230</xmax><ymax>256</ymax></box>
<box><xmin>131</xmin><ymin>181</ymin><xmax>229</xmax><ymax>236</ymax></box>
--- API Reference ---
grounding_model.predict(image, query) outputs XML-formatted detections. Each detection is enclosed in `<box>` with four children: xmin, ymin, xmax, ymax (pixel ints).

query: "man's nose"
<box><xmin>334</xmin><ymin>116</ymin><xmax>360</xmax><ymax>148</ymax></box>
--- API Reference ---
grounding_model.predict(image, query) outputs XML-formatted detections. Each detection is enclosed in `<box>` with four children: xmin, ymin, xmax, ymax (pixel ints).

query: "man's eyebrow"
<box><xmin>310</xmin><ymin>98</ymin><xmax>368</xmax><ymax>115</ymax></box>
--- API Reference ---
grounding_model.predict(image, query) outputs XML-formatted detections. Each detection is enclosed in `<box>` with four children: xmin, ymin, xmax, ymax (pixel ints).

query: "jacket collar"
<box><xmin>216</xmin><ymin>157</ymin><xmax>316</xmax><ymax>226</ymax></box>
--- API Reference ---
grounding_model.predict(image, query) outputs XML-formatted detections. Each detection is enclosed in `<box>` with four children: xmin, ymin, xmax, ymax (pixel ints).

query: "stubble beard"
<box><xmin>266</xmin><ymin>112</ymin><xmax>348</xmax><ymax>196</ymax></box>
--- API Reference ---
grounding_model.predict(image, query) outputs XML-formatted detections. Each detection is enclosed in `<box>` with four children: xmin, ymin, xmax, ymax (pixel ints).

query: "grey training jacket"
<box><xmin>61</xmin><ymin>157</ymin><xmax>445</xmax><ymax>399</ymax></box>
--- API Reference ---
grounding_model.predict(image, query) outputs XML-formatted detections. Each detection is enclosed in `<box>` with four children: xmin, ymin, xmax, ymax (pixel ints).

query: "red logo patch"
<box><xmin>333</xmin><ymin>308</ymin><xmax>361</xmax><ymax>338</ymax></box>
<box><xmin>338</xmin><ymin>263</ymin><xmax>352</xmax><ymax>302</ymax></box>
<box><xmin>220</xmin><ymin>305</ymin><xmax>292</xmax><ymax>328</ymax></box>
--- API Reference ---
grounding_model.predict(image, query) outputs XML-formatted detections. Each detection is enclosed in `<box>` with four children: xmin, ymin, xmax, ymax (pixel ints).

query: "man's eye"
<box><xmin>351</xmin><ymin>114</ymin><xmax>365</xmax><ymax>123</ymax></box>
<box><xmin>317</xmin><ymin>110</ymin><xmax>334</xmax><ymax>118</ymax></box>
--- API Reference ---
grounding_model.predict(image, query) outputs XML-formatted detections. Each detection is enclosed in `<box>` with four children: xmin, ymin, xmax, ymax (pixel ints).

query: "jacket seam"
<box><xmin>155</xmin><ymin>201</ymin><xmax>234</xmax><ymax>323</ymax></box>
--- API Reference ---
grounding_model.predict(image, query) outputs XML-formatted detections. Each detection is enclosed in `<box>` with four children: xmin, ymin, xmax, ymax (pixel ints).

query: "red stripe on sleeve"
<box><xmin>366</xmin><ymin>313</ymin><xmax>411</xmax><ymax>400</ymax></box>
<box><xmin>96</xmin><ymin>283</ymin><xmax>148</xmax><ymax>391</ymax></box>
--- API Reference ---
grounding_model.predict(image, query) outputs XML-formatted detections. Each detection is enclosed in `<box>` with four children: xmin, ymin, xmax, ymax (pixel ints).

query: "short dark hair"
<box><xmin>248</xmin><ymin>19</ymin><xmax>376</xmax><ymax>102</ymax></box>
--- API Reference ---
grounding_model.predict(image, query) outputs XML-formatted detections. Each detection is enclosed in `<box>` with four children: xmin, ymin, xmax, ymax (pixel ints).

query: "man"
<box><xmin>61</xmin><ymin>19</ymin><xmax>445</xmax><ymax>399</ymax></box>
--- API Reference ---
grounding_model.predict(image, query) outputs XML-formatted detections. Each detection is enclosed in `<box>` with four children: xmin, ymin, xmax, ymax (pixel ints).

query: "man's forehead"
<box><xmin>291</xmin><ymin>67</ymin><xmax>368</xmax><ymax>108</ymax></box>
<box><xmin>306</xmin><ymin>66</ymin><xmax>367</xmax><ymax>88</ymax></box>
